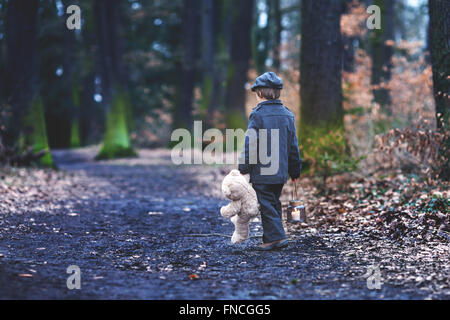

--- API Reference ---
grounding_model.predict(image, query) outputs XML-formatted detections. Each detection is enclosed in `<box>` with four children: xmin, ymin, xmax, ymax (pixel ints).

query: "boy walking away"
<box><xmin>238</xmin><ymin>72</ymin><xmax>302</xmax><ymax>251</ymax></box>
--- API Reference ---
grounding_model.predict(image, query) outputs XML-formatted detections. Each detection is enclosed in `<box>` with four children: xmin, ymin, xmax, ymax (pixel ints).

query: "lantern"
<box><xmin>286</xmin><ymin>181</ymin><xmax>306</xmax><ymax>223</ymax></box>
<box><xmin>287</xmin><ymin>200</ymin><xmax>306</xmax><ymax>223</ymax></box>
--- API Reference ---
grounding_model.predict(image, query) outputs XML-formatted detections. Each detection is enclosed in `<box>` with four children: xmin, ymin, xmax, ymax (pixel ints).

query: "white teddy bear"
<box><xmin>220</xmin><ymin>170</ymin><xmax>259</xmax><ymax>244</ymax></box>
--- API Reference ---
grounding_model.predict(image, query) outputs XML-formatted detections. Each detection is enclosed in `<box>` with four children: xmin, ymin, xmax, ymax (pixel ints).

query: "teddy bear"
<box><xmin>220</xmin><ymin>169</ymin><xmax>259</xmax><ymax>244</ymax></box>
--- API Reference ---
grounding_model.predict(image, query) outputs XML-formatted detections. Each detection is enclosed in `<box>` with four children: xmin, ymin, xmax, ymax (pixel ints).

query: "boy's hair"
<box><xmin>256</xmin><ymin>87</ymin><xmax>281</xmax><ymax>100</ymax></box>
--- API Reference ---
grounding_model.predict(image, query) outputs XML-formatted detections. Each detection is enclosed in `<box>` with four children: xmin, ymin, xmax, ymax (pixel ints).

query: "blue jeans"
<box><xmin>252</xmin><ymin>184</ymin><xmax>287</xmax><ymax>243</ymax></box>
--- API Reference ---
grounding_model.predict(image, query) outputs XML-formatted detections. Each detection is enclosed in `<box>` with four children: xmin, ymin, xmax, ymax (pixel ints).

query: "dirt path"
<box><xmin>0</xmin><ymin>148</ymin><xmax>448</xmax><ymax>299</ymax></box>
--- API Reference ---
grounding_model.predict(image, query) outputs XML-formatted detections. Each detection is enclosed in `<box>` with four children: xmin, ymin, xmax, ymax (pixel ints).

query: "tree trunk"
<box><xmin>78</xmin><ymin>0</ymin><xmax>102</xmax><ymax>146</ymax></box>
<box><xmin>300</xmin><ymin>0</ymin><xmax>343</xmax><ymax>134</ymax></box>
<box><xmin>201</xmin><ymin>0</ymin><xmax>217</xmax><ymax>126</ymax></box>
<box><xmin>174</xmin><ymin>0</ymin><xmax>202</xmax><ymax>131</ymax></box>
<box><xmin>343</xmin><ymin>36</ymin><xmax>356</xmax><ymax>72</ymax></box>
<box><xmin>0</xmin><ymin>0</ymin><xmax>5</xmax><ymax>104</ymax></box>
<box><xmin>252</xmin><ymin>0</ymin><xmax>271</xmax><ymax>74</ymax></box>
<box><xmin>62</xmin><ymin>0</ymin><xmax>81</xmax><ymax>148</ymax></box>
<box><xmin>224</xmin><ymin>0</ymin><xmax>255</xmax><ymax>130</ymax></box>
<box><xmin>370</xmin><ymin>0</ymin><xmax>395</xmax><ymax>113</ymax></box>
<box><xmin>4</xmin><ymin>0</ymin><xmax>53</xmax><ymax>166</ymax></box>
<box><xmin>428</xmin><ymin>0</ymin><xmax>450</xmax><ymax>179</ymax></box>
<box><xmin>94</xmin><ymin>0</ymin><xmax>125</xmax><ymax>104</ymax></box>
<box><xmin>5</xmin><ymin>0</ymin><xmax>39</xmax><ymax>146</ymax></box>
<box><xmin>207</xmin><ymin>0</ymin><xmax>233</xmax><ymax>124</ymax></box>
<box><xmin>271</xmin><ymin>0</ymin><xmax>282</xmax><ymax>72</ymax></box>
<box><xmin>342</xmin><ymin>0</ymin><xmax>356</xmax><ymax>72</ymax></box>
<box><xmin>94</xmin><ymin>0</ymin><xmax>135</xmax><ymax>160</ymax></box>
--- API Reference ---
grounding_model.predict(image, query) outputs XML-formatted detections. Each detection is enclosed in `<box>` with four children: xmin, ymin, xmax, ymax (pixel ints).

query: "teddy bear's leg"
<box><xmin>231</xmin><ymin>215</ymin><xmax>250</xmax><ymax>244</ymax></box>
<box><xmin>220</xmin><ymin>201</ymin><xmax>241</xmax><ymax>219</ymax></box>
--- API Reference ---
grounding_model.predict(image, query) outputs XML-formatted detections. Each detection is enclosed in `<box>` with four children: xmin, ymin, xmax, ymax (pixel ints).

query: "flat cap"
<box><xmin>251</xmin><ymin>72</ymin><xmax>283</xmax><ymax>92</ymax></box>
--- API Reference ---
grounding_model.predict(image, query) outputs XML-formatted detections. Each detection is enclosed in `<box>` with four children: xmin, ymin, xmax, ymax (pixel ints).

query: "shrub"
<box><xmin>301</xmin><ymin>127</ymin><xmax>363</xmax><ymax>186</ymax></box>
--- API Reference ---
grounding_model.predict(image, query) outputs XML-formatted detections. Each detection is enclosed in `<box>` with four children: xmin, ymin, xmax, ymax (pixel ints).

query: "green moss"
<box><xmin>22</xmin><ymin>96</ymin><xmax>53</xmax><ymax>167</ymax></box>
<box><xmin>299</xmin><ymin>108</ymin><xmax>344</xmax><ymax>142</ymax></box>
<box><xmin>226</xmin><ymin>110</ymin><xmax>247</xmax><ymax>131</ymax></box>
<box><xmin>95</xmin><ymin>145</ymin><xmax>137</xmax><ymax>160</ymax></box>
<box><xmin>226</xmin><ymin>63</ymin><xmax>235</xmax><ymax>86</ymax></box>
<box><xmin>72</xmin><ymin>84</ymin><xmax>80</xmax><ymax>107</ymax></box>
<box><xmin>70</xmin><ymin>120</ymin><xmax>81</xmax><ymax>148</ymax></box>
<box><xmin>201</xmin><ymin>75</ymin><xmax>213</xmax><ymax>114</ymax></box>
<box><xmin>70</xmin><ymin>86</ymin><xmax>82</xmax><ymax>148</ymax></box>
<box><xmin>95</xmin><ymin>91</ymin><xmax>137</xmax><ymax>160</ymax></box>
<box><xmin>298</xmin><ymin>121</ymin><xmax>361</xmax><ymax>180</ymax></box>
<box><xmin>122</xmin><ymin>91</ymin><xmax>135</xmax><ymax>132</ymax></box>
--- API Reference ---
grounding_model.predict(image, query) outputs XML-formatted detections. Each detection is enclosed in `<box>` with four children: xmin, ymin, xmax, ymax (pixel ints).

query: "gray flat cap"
<box><xmin>251</xmin><ymin>72</ymin><xmax>283</xmax><ymax>92</ymax></box>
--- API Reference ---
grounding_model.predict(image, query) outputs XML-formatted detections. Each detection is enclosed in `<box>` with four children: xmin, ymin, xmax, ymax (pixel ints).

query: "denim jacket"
<box><xmin>238</xmin><ymin>100</ymin><xmax>302</xmax><ymax>184</ymax></box>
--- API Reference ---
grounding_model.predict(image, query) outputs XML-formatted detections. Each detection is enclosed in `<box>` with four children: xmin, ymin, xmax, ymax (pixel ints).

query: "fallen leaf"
<box><xmin>18</xmin><ymin>274</ymin><xmax>33</xmax><ymax>278</ymax></box>
<box><xmin>189</xmin><ymin>273</ymin><xmax>199</xmax><ymax>280</ymax></box>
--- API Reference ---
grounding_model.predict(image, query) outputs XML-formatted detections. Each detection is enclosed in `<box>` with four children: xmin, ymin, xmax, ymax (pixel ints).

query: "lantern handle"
<box><xmin>292</xmin><ymin>179</ymin><xmax>299</xmax><ymax>201</ymax></box>
<box><xmin>292</xmin><ymin>179</ymin><xmax>307</xmax><ymax>201</ymax></box>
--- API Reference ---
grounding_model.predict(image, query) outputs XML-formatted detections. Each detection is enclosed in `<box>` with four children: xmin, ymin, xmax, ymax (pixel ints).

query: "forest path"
<box><xmin>0</xmin><ymin>147</ymin><xmax>448</xmax><ymax>299</ymax></box>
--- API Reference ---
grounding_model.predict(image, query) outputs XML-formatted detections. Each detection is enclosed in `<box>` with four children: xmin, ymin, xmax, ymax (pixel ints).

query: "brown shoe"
<box><xmin>258</xmin><ymin>239</ymin><xmax>287</xmax><ymax>251</ymax></box>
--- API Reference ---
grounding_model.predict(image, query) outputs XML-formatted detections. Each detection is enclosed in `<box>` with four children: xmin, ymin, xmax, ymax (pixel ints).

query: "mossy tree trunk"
<box><xmin>94</xmin><ymin>0</ymin><xmax>135</xmax><ymax>160</ymax></box>
<box><xmin>4</xmin><ymin>0</ymin><xmax>53</xmax><ymax>166</ymax></box>
<box><xmin>224</xmin><ymin>0</ymin><xmax>254</xmax><ymax>130</ymax></box>
<box><xmin>79</xmin><ymin>0</ymin><xmax>102</xmax><ymax>146</ymax></box>
<box><xmin>299</xmin><ymin>0</ymin><xmax>345</xmax><ymax>168</ymax></box>
<box><xmin>428</xmin><ymin>0</ymin><xmax>450</xmax><ymax>180</ymax></box>
<box><xmin>62</xmin><ymin>0</ymin><xmax>81</xmax><ymax>149</ymax></box>
<box><xmin>21</xmin><ymin>97</ymin><xmax>53</xmax><ymax>167</ymax></box>
<box><xmin>69</xmin><ymin>86</ymin><xmax>82</xmax><ymax>148</ymax></box>
<box><xmin>300</xmin><ymin>0</ymin><xmax>344</xmax><ymax>135</ymax></box>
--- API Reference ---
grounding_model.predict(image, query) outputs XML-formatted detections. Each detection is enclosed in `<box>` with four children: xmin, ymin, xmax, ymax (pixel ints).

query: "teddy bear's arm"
<box><xmin>220</xmin><ymin>201</ymin><xmax>241</xmax><ymax>219</ymax></box>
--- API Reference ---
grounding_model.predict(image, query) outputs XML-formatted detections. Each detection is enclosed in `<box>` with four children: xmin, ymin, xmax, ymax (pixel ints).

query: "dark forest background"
<box><xmin>0</xmin><ymin>0</ymin><xmax>448</xmax><ymax>180</ymax></box>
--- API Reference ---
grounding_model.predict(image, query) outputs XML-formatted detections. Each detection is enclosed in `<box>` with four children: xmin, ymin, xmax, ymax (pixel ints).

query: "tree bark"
<box><xmin>300</xmin><ymin>0</ymin><xmax>343</xmax><ymax>132</ymax></box>
<box><xmin>224</xmin><ymin>0</ymin><xmax>255</xmax><ymax>129</ymax></box>
<box><xmin>0</xmin><ymin>0</ymin><xmax>5</xmax><ymax>104</ymax></box>
<box><xmin>342</xmin><ymin>0</ymin><xmax>356</xmax><ymax>72</ymax></box>
<box><xmin>370</xmin><ymin>0</ymin><xmax>395</xmax><ymax>113</ymax></box>
<box><xmin>207</xmin><ymin>0</ymin><xmax>233</xmax><ymax>125</ymax></box>
<box><xmin>201</xmin><ymin>0</ymin><xmax>217</xmax><ymax>126</ymax></box>
<box><xmin>253</xmin><ymin>0</ymin><xmax>271</xmax><ymax>74</ymax></box>
<box><xmin>62</xmin><ymin>0</ymin><xmax>81</xmax><ymax>148</ymax></box>
<box><xmin>174</xmin><ymin>0</ymin><xmax>202</xmax><ymax>131</ymax></box>
<box><xmin>79</xmin><ymin>0</ymin><xmax>102</xmax><ymax>145</ymax></box>
<box><xmin>94</xmin><ymin>0</ymin><xmax>127</xmax><ymax>104</ymax></box>
<box><xmin>4</xmin><ymin>0</ymin><xmax>39</xmax><ymax>147</ymax></box>
<box><xmin>428</xmin><ymin>0</ymin><xmax>450</xmax><ymax>179</ymax></box>
<box><xmin>94</xmin><ymin>0</ymin><xmax>135</xmax><ymax>159</ymax></box>
<box><xmin>271</xmin><ymin>0</ymin><xmax>282</xmax><ymax>72</ymax></box>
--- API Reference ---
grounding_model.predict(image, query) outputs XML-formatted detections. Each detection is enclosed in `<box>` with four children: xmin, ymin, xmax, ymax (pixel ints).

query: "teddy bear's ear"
<box><xmin>230</xmin><ymin>169</ymin><xmax>240</xmax><ymax>176</ymax></box>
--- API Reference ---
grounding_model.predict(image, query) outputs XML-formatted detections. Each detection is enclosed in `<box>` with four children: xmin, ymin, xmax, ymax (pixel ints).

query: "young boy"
<box><xmin>238</xmin><ymin>72</ymin><xmax>302</xmax><ymax>251</ymax></box>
